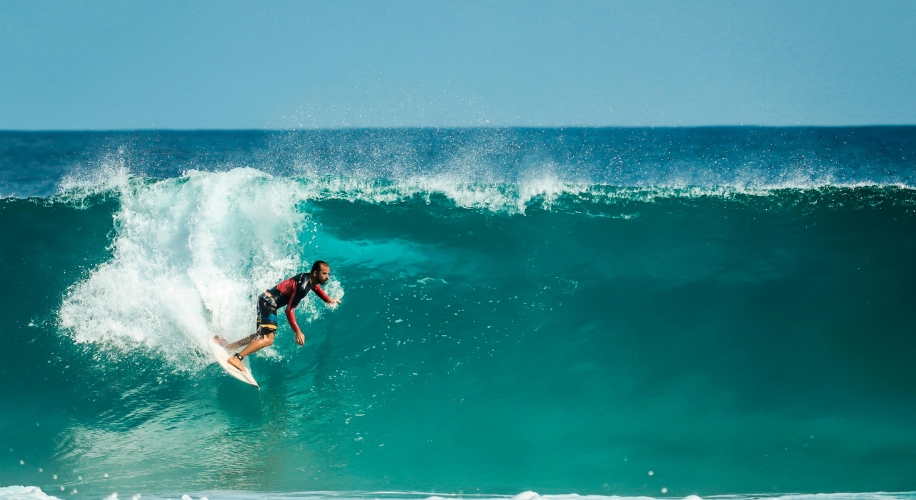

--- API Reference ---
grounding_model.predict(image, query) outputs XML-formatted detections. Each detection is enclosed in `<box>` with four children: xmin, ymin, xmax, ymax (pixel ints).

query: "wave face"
<box><xmin>1</xmin><ymin>129</ymin><xmax>916</xmax><ymax>498</ymax></box>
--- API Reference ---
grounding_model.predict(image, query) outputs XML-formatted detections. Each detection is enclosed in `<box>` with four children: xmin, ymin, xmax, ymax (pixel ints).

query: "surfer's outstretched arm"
<box><xmin>314</xmin><ymin>284</ymin><xmax>341</xmax><ymax>305</ymax></box>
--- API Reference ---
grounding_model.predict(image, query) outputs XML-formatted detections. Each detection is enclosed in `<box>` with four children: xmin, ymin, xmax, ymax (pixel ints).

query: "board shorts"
<box><xmin>256</xmin><ymin>291</ymin><xmax>279</xmax><ymax>336</ymax></box>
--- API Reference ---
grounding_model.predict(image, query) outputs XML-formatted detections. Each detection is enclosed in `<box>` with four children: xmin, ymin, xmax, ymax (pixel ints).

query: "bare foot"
<box><xmin>227</xmin><ymin>355</ymin><xmax>246</xmax><ymax>373</ymax></box>
<box><xmin>213</xmin><ymin>335</ymin><xmax>229</xmax><ymax>347</ymax></box>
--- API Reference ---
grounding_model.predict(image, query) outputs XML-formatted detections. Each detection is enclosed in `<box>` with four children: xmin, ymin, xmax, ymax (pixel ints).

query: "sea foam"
<box><xmin>57</xmin><ymin>168</ymin><xmax>343</xmax><ymax>371</ymax></box>
<box><xmin>0</xmin><ymin>487</ymin><xmax>60</xmax><ymax>500</ymax></box>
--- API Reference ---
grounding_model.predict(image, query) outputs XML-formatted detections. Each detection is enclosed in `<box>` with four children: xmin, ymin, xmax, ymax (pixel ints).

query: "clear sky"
<box><xmin>1</xmin><ymin>0</ymin><xmax>915</xmax><ymax>129</ymax></box>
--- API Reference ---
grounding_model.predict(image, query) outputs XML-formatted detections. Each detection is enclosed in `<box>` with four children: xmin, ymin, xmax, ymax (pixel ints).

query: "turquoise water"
<box><xmin>1</xmin><ymin>129</ymin><xmax>915</xmax><ymax>499</ymax></box>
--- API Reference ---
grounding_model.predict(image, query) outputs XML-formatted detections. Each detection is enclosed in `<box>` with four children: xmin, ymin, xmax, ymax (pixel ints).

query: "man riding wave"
<box><xmin>215</xmin><ymin>260</ymin><xmax>341</xmax><ymax>372</ymax></box>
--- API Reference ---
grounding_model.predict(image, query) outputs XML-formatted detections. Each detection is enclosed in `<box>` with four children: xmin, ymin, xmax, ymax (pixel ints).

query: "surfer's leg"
<box><xmin>224</xmin><ymin>333</ymin><xmax>259</xmax><ymax>350</ymax></box>
<box><xmin>229</xmin><ymin>291</ymin><xmax>280</xmax><ymax>371</ymax></box>
<box><xmin>227</xmin><ymin>332</ymin><xmax>274</xmax><ymax>371</ymax></box>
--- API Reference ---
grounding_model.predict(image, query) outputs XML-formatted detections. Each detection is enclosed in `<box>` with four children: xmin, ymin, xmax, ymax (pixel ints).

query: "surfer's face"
<box><xmin>313</xmin><ymin>265</ymin><xmax>330</xmax><ymax>285</ymax></box>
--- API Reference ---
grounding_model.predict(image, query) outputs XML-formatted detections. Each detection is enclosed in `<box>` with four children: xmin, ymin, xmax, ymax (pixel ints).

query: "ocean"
<box><xmin>1</xmin><ymin>128</ymin><xmax>915</xmax><ymax>500</ymax></box>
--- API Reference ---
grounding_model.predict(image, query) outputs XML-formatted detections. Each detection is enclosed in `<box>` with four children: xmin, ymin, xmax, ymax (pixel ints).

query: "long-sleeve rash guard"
<box><xmin>268</xmin><ymin>273</ymin><xmax>332</xmax><ymax>334</ymax></box>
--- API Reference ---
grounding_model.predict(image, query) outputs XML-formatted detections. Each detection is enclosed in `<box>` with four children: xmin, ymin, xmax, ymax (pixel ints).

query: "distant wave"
<box><xmin>3</xmin><ymin>128</ymin><xmax>916</xmax><ymax>200</ymax></box>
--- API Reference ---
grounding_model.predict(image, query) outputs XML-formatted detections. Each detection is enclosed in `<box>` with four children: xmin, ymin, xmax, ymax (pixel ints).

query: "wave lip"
<box><xmin>44</xmin><ymin>161</ymin><xmax>916</xmax><ymax>216</ymax></box>
<box><xmin>296</xmin><ymin>175</ymin><xmax>916</xmax><ymax>213</ymax></box>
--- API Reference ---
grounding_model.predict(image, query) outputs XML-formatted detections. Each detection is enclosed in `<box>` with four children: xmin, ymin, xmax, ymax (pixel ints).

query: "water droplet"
<box><xmin>661</xmin><ymin>488</ymin><xmax>668</xmax><ymax>494</ymax></box>
<box><xmin>648</xmin><ymin>470</ymin><xmax>654</xmax><ymax>476</ymax></box>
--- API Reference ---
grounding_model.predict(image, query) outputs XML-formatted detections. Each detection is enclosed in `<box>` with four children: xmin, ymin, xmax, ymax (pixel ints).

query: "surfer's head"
<box><xmin>311</xmin><ymin>260</ymin><xmax>330</xmax><ymax>285</ymax></box>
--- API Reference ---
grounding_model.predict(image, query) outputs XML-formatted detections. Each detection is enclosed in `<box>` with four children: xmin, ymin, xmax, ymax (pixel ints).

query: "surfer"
<box><xmin>216</xmin><ymin>260</ymin><xmax>341</xmax><ymax>373</ymax></box>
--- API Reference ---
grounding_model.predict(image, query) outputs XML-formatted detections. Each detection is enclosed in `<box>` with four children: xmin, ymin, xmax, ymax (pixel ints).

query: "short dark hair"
<box><xmin>311</xmin><ymin>260</ymin><xmax>329</xmax><ymax>274</ymax></box>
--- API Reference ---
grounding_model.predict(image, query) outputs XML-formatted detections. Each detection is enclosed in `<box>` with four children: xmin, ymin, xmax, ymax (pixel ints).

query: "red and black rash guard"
<box><xmin>267</xmin><ymin>273</ymin><xmax>332</xmax><ymax>333</ymax></box>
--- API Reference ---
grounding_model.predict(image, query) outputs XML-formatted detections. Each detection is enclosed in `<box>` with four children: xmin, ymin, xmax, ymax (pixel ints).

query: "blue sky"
<box><xmin>1</xmin><ymin>0</ymin><xmax>915</xmax><ymax>129</ymax></box>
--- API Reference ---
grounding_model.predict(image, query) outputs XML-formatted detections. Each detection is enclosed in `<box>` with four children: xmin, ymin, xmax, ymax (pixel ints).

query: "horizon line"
<box><xmin>2</xmin><ymin>124</ymin><xmax>916</xmax><ymax>133</ymax></box>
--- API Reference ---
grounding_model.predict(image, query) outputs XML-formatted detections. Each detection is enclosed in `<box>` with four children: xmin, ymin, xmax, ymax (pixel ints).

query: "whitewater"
<box><xmin>1</xmin><ymin>128</ymin><xmax>915</xmax><ymax>499</ymax></box>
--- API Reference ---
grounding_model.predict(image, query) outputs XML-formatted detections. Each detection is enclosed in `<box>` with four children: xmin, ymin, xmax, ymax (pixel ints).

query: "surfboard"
<box><xmin>209</xmin><ymin>337</ymin><xmax>259</xmax><ymax>388</ymax></box>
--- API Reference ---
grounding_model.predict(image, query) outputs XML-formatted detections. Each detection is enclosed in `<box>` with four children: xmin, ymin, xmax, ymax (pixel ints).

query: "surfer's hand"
<box><xmin>295</xmin><ymin>331</ymin><xmax>305</xmax><ymax>346</ymax></box>
<box><xmin>329</xmin><ymin>298</ymin><xmax>342</xmax><ymax>305</ymax></box>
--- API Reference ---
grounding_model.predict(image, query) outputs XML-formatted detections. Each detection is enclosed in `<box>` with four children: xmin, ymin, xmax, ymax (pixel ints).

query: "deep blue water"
<box><xmin>1</xmin><ymin>129</ymin><xmax>915</xmax><ymax>500</ymax></box>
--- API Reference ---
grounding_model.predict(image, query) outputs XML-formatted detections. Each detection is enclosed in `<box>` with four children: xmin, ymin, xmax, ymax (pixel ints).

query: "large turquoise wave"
<box><xmin>2</xmin><ymin>129</ymin><xmax>916</xmax><ymax>499</ymax></box>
